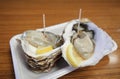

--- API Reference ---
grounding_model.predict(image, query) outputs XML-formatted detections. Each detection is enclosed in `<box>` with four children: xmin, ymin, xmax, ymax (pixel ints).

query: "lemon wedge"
<box><xmin>66</xmin><ymin>43</ymin><xmax>83</xmax><ymax>67</ymax></box>
<box><xmin>36</xmin><ymin>45</ymin><xmax>53</xmax><ymax>55</ymax></box>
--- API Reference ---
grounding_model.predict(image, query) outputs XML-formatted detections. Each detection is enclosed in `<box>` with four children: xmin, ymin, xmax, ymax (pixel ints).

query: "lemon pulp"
<box><xmin>36</xmin><ymin>45</ymin><xmax>53</xmax><ymax>55</ymax></box>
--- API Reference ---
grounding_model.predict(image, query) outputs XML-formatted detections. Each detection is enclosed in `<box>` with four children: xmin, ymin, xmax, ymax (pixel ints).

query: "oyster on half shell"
<box><xmin>62</xmin><ymin>21</ymin><xmax>95</xmax><ymax>67</ymax></box>
<box><xmin>19</xmin><ymin>30</ymin><xmax>64</xmax><ymax>72</ymax></box>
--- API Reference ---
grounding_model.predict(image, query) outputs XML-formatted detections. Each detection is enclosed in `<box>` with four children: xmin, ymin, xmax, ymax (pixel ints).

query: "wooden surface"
<box><xmin>0</xmin><ymin>0</ymin><xmax>120</xmax><ymax>79</ymax></box>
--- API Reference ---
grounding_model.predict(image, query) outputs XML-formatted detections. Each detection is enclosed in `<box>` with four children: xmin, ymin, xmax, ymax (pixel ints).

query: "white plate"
<box><xmin>10</xmin><ymin>19</ymin><xmax>117</xmax><ymax>79</ymax></box>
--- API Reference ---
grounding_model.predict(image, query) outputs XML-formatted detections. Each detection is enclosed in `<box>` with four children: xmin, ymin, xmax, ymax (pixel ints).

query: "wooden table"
<box><xmin>0</xmin><ymin>0</ymin><xmax>120</xmax><ymax>79</ymax></box>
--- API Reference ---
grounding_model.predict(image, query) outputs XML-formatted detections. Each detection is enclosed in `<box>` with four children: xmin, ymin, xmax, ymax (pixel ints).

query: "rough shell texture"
<box><xmin>19</xmin><ymin>30</ymin><xmax>64</xmax><ymax>72</ymax></box>
<box><xmin>25</xmin><ymin>49</ymin><xmax>62</xmax><ymax>72</ymax></box>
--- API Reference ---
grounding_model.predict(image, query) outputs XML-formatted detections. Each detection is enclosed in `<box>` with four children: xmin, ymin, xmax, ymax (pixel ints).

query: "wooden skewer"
<box><xmin>78</xmin><ymin>9</ymin><xmax>82</xmax><ymax>34</ymax></box>
<box><xmin>43</xmin><ymin>14</ymin><xmax>46</xmax><ymax>34</ymax></box>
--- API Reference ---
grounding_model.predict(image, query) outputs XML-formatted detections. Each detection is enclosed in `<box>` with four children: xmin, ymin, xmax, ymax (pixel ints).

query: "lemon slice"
<box><xmin>36</xmin><ymin>45</ymin><xmax>53</xmax><ymax>55</ymax></box>
<box><xmin>66</xmin><ymin>43</ymin><xmax>83</xmax><ymax>67</ymax></box>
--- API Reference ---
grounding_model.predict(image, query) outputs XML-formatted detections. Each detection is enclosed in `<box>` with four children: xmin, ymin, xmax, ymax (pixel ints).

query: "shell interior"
<box><xmin>62</xmin><ymin>21</ymin><xmax>95</xmax><ymax>67</ymax></box>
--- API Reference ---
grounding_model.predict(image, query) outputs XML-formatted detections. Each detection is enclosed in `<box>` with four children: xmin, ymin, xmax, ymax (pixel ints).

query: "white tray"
<box><xmin>10</xmin><ymin>19</ymin><xmax>117</xmax><ymax>79</ymax></box>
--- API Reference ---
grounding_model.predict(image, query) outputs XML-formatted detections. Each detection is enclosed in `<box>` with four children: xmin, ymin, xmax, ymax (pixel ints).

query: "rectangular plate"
<box><xmin>10</xmin><ymin>19</ymin><xmax>117</xmax><ymax>79</ymax></box>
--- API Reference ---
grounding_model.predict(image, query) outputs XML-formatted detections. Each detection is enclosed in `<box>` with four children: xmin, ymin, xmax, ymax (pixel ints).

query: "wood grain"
<box><xmin>0</xmin><ymin>0</ymin><xmax>120</xmax><ymax>79</ymax></box>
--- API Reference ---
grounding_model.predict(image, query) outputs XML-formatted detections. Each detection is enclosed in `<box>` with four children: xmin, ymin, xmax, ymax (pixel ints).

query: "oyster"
<box><xmin>19</xmin><ymin>30</ymin><xmax>63</xmax><ymax>72</ymax></box>
<box><xmin>71</xmin><ymin>31</ymin><xmax>94</xmax><ymax>59</ymax></box>
<box><xmin>62</xmin><ymin>21</ymin><xmax>95</xmax><ymax>67</ymax></box>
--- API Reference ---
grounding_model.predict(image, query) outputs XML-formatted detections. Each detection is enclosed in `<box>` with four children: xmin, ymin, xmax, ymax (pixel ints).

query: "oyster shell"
<box><xmin>62</xmin><ymin>21</ymin><xmax>95</xmax><ymax>67</ymax></box>
<box><xmin>19</xmin><ymin>30</ymin><xmax>64</xmax><ymax>72</ymax></box>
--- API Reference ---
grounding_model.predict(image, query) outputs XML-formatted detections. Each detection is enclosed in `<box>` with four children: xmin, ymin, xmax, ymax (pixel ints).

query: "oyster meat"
<box><xmin>62</xmin><ymin>22</ymin><xmax>95</xmax><ymax>67</ymax></box>
<box><xmin>71</xmin><ymin>31</ymin><xmax>94</xmax><ymax>59</ymax></box>
<box><xmin>19</xmin><ymin>30</ymin><xmax>63</xmax><ymax>72</ymax></box>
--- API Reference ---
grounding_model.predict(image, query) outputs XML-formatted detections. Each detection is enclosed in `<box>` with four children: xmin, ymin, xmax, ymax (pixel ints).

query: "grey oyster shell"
<box><xmin>25</xmin><ymin>49</ymin><xmax>62</xmax><ymax>72</ymax></box>
<box><xmin>19</xmin><ymin>30</ymin><xmax>64</xmax><ymax>72</ymax></box>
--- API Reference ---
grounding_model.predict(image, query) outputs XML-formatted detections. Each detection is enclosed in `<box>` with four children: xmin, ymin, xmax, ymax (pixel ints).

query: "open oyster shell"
<box><xmin>62</xmin><ymin>19</ymin><xmax>118</xmax><ymax>68</ymax></box>
<box><xmin>62</xmin><ymin>20</ymin><xmax>95</xmax><ymax>67</ymax></box>
<box><xmin>18</xmin><ymin>30</ymin><xmax>64</xmax><ymax>72</ymax></box>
